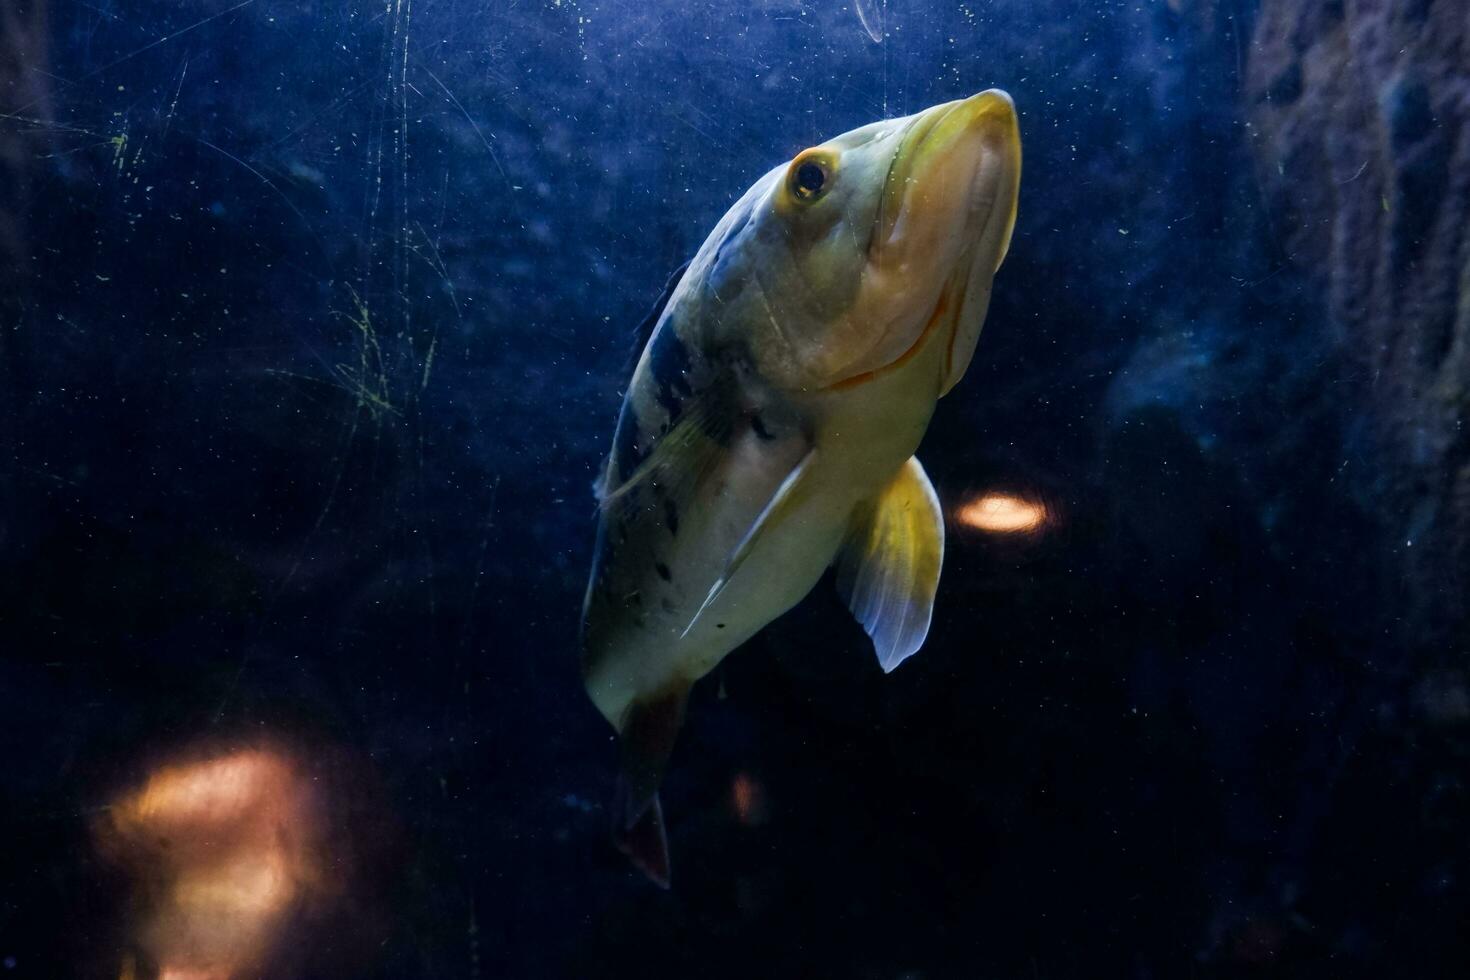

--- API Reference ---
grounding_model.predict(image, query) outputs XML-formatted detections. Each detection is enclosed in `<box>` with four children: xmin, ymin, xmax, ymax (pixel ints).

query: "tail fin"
<box><xmin>610</xmin><ymin>681</ymin><xmax>688</xmax><ymax>888</ymax></box>
<box><xmin>612</xmin><ymin>778</ymin><xmax>671</xmax><ymax>889</ymax></box>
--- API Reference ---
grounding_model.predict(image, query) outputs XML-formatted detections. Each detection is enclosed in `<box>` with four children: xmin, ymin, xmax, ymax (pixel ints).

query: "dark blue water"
<box><xmin>2</xmin><ymin>1</ymin><xmax>1467</xmax><ymax>977</ymax></box>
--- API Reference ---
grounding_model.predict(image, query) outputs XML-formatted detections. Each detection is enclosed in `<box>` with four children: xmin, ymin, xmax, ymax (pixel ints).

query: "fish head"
<box><xmin>703</xmin><ymin>90</ymin><xmax>1021</xmax><ymax>393</ymax></box>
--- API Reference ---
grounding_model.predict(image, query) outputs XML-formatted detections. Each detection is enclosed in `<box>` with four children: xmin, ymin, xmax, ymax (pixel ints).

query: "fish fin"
<box><xmin>681</xmin><ymin>447</ymin><xmax>819</xmax><ymax>638</ymax></box>
<box><xmin>626</xmin><ymin>259</ymin><xmax>693</xmax><ymax>376</ymax></box>
<box><xmin>835</xmin><ymin>456</ymin><xmax>944</xmax><ymax>673</ymax></box>
<box><xmin>612</xmin><ymin>783</ymin><xmax>671</xmax><ymax>889</ymax></box>
<box><xmin>596</xmin><ymin>379</ymin><xmax>734</xmax><ymax>509</ymax></box>
<box><xmin>611</xmin><ymin>681</ymin><xmax>689</xmax><ymax>888</ymax></box>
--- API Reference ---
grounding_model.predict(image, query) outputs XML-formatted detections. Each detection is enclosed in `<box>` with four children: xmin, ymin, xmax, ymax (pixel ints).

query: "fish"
<box><xmin>581</xmin><ymin>90</ymin><xmax>1022</xmax><ymax>887</ymax></box>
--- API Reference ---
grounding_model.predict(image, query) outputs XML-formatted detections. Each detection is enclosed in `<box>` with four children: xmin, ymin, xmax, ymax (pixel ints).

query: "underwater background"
<box><xmin>2</xmin><ymin>0</ymin><xmax>1468</xmax><ymax>976</ymax></box>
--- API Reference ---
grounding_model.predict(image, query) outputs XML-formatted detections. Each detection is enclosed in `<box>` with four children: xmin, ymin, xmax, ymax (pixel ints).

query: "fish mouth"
<box><xmin>836</xmin><ymin>90</ymin><xmax>1020</xmax><ymax>391</ymax></box>
<box><xmin>870</xmin><ymin>88</ymin><xmax>1020</xmax><ymax>273</ymax></box>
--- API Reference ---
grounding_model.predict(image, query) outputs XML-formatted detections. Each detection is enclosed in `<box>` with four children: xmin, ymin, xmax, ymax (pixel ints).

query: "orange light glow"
<box><xmin>98</xmin><ymin>746</ymin><xmax>331</xmax><ymax>980</ymax></box>
<box><xmin>730</xmin><ymin>771</ymin><xmax>769</xmax><ymax>827</ymax></box>
<box><xmin>953</xmin><ymin>492</ymin><xmax>1049</xmax><ymax>534</ymax></box>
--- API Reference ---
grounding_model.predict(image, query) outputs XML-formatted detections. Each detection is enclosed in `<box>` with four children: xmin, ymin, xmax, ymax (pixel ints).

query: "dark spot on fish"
<box><xmin>660</xmin><ymin>598</ymin><xmax>676</xmax><ymax>613</ymax></box>
<box><xmin>648</xmin><ymin>323</ymin><xmax>694</xmax><ymax>418</ymax></box>
<box><xmin>716</xmin><ymin>623</ymin><xmax>726</xmax><ymax>629</ymax></box>
<box><xmin>663</xmin><ymin>499</ymin><xmax>679</xmax><ymax>536</ymax></box>
<box><xmin>750</xmin><ymin>413</ymin><xmax>774</xmax><ymax>441</ymax></box>
<box><xmin>655</xmin><ymin>562</ymin><xmax>672</xmax><ymax>582</ymax></box>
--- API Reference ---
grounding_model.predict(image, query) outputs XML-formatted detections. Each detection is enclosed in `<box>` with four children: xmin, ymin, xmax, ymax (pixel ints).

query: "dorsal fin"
<box><xmin>626</xmin><ymin>259</ymin><xmax>693</xmax><ymax>375</ymax></box>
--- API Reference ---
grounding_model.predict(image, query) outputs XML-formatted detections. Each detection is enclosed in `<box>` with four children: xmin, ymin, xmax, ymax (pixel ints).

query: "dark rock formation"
<box><xmin>1246</xmin><ymin>0</ymin><xmax>1470</xmax><ymax>644</ymax></box>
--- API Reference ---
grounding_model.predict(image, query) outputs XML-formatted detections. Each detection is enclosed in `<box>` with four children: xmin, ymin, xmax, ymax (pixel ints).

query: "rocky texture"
<box><xmin>1246</xmin><ymin>0</ymin><xmax>1470</xmax><ymax>644</ymax></box>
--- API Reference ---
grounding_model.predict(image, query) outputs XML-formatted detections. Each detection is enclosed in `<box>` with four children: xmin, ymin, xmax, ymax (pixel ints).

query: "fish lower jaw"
<box><xmin>809</xmin><ymin>337</ymin><xmax>946</xmax><ymax>462</ymax></box>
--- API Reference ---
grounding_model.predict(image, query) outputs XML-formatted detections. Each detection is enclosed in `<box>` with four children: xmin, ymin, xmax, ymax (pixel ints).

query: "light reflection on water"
<box><xmin>96</xmin><ymin>746</ymin><xmax>334</xmax><ymax>980</ymax></box>
<box><xmin>952</xmin><ymin>491</ymin><xmax>1051</xmax><ymax>535</ymax></box>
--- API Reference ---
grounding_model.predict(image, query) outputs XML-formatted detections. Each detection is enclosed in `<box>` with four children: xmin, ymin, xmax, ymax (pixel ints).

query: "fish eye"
<box><xmin>795</xmin><ymin>162</ymin><xmax>826</xmax><ymax>197</ymax></box>
<box><xmin>788</xmin><ymin>151</ymin><xmax>835</xmax><ymax>203</ymax></box>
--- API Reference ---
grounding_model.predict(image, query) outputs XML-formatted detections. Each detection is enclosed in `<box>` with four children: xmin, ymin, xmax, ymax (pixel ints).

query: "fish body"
<box><xmin>581</xmin><ymin>91</ymin><xmax>1022</xmax><ymax>885</ymax></box>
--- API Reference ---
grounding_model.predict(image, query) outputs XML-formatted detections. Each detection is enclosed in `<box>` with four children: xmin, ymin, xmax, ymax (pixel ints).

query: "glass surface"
<box><xmin>2</xmin><ymin>0</ymin><xmax>1467</xmax><ymax>977</ymax></box>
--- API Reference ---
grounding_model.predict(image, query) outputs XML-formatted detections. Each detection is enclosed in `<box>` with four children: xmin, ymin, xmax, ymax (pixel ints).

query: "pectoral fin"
<box><xmin>835</xmin><ymin>456</ymin><xmax>945</xmax><ymax>672</ymax></box>
<box><xmin>682</xmin><ymin>447</ymin><xmax>819</xmax><ymax>637</ymax></box>
<box><xmin>597</xmin><ymin>390</ymin><xmax>732</xmax><ymax>511</ymax></box>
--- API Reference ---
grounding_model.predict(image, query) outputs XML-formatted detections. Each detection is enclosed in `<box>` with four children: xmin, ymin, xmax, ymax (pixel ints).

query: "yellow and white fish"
<box><xmin>581</xmin><ymin>90</ymin><xmax>1022</xmax><ymax>886</ymax></box>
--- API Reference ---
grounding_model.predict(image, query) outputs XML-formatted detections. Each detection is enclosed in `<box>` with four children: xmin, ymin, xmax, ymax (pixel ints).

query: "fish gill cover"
<box><xmin>0</xmin><ymin>1</ymin><xmax>1467</xmax><ymax>978</ymax></box>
